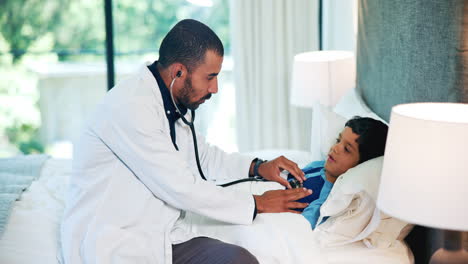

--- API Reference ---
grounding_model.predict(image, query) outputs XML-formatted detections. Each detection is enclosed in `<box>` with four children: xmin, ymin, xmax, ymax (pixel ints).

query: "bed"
<box><xmin>0</xmin><ymin>88</ymin><xmax>417</xmax><ymax>264</ymax></box>
<box><xmin>2</xmin><ymin>0</ymin><xmax>467</xmax><ymax>263</ymax></box>
<box><xmin>0</xmin><ymin>148</ymin><xmax>414</xmax><ymax>264</ymax></box>
<box><xmin>0</xmin><ymin>88</ymin><xmax>416</xmax><ymax>264</ymax></box>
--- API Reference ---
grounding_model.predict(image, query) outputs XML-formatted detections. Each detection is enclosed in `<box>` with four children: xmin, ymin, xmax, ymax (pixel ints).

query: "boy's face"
<box><xmin>324</xmin><ymin>126</ymin><xmax>360</xmax><ymax>181</ymax></box>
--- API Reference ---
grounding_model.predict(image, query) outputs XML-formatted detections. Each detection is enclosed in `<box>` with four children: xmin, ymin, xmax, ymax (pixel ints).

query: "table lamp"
<box><xmin>290</xmin><ymin>50</ymin><xmax>355</xmax><ymax>108</ymax></box>
<box><xmin>378</xmin><ymin>103</ymin><xmax>468</xmax><ymax>264</ymax></box>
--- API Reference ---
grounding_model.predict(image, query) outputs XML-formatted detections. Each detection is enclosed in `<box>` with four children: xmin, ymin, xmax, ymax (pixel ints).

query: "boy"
<box><xmin>289</xmin><ymin>116</ymin><xmax>388</xmax><ymax>229</ymax></box>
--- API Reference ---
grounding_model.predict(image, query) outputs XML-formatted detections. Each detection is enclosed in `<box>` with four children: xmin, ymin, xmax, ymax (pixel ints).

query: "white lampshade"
<box><xmin>378</xmin><ymin>103</ymin><xmax>468</xmax><ymax>231</ymax></box>
<box><xmin>290</xmin><ymin>50</ymin><xmax>355</xmax><ymax>108</ymax></box>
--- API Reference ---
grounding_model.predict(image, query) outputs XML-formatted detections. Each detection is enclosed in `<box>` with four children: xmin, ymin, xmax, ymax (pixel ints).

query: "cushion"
<box><xmin>315</xmin><ymin>191</ymin><xmax>376</xmax><ymax>247</ymax></box>
<box><xmin>363</xmin><ymin>212</ymin><xmax>414</xmax><ymax>249</ymax></box>
<box><xmin>314</xmin><ymin>157</ymin><xmax>383</xmax><ymax>246</ymax></box>
<box><xmin>310</xmin><ymin>104</ymin><xmax>347</xmax><ymax>161</ymax></box>
<box><xmin>333</xmin><ymin>88</ymin><xmax>388</xmax><ymax>124</ymax></box>
<box><xmin>314</xmin><ymin>156</ymin><xmax>413</xmax><ymax>248</ymax></box>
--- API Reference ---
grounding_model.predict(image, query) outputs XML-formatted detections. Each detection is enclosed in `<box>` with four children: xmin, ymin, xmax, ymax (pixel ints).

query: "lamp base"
<box><xmin>429</xmin><ymin>230</ymin><xmax>468</xmax><ymax>264</ymax></box>
<box><xmin>429</xmin><ymin>248</ymin><xmax>468</xmax><ymax>264</ymax></box>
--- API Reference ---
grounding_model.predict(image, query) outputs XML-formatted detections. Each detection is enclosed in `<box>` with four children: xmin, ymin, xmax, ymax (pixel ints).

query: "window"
<box><xmin>0</xmin><ymin>0</ymin><xmax>237</xmax><ymax>158</ymax></box>
<box><xmin>0</xmin><ymin>0</ymin><xmax>108</xmax><ymax>157</ymax></box>
<box><xmin>113</xmin><ymin>0</ymin><xmax>237</xmax><ymax>152</ymax></box>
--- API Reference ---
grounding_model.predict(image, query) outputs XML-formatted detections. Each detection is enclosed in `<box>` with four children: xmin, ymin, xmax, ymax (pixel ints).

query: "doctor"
<box><xmin>61</xmin><ymin>19</ymin><xmax>311</xmax><ymax>264</ymax></box>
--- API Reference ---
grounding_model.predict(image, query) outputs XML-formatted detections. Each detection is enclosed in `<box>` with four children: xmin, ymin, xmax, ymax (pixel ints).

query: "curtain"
<box><xmin>230</xmin><ymin>0</ymin><xmax>319</xmax><ymax>152</ymax></box>
<box><xmin>322</xmin><ymin>0</ymin><xmax>357</xmax><ymax>51</ymax></box>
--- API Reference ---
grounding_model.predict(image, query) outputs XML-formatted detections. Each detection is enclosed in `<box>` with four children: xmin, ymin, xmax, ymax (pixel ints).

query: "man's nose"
<box><xmin>208</xmin><ymin>80</ymin><xmax>218</xmax><ymax>94</ymax></box>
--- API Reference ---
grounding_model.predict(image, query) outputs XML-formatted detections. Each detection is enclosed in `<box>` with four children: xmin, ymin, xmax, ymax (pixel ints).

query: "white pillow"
<box><xmin>309</xmin><ymin>104</ymin><xmax>347</xmax><ymax>161</ymax></box>
<box><xmin>363</xmin><ymin>212</ymin><xmax>414</xmax><ymax>249</ymax></box>
<box><xmin>315</xmin><ymin>190</ymin><xmax>375</xmax><ymax>247</ymax></box>
<box><xmin>314</xmin><ymin>156</ymin><xmax>413</xmax><ymax>248</ymax></box>
<box><xmin>333</xmin><ymin>88</ymin><xmax>388</xmax><ymax>125</ymax></box>
<box><xmin>333</xmin><ymin>156</ymin><xmax>383</xmax><ymax>201</ymax></box>
<box><xmin>314</xmin><ymin>157</ymin><xmax>383</xmax><ymax>247</ymax></box>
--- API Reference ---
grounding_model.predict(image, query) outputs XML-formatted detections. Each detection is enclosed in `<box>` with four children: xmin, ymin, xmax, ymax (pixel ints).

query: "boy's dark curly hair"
<box><xmin>345</xmin><ymin>116</ymin><xmax>389</xmax><ymax>163</ymax></box>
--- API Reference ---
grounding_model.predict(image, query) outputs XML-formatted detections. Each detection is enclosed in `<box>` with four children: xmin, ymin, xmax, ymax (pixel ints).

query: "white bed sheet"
<box><xmin>187</xmin><ymin>181</ymin><xmax>413</xmax><ymax>264</ymax></box>
<box><xmin>0</xmin><ymin>158</ymin><xmax>412</xmax><ymax>264</ymax></box>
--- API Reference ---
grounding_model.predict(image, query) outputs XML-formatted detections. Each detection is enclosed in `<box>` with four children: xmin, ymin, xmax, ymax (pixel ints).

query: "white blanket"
<box><xmin>185</xmin><ymin>180</ymin><xmax>413</xmax><ymax>264</ymax></box>
<box><xmin>188</xmin><ymin>211</ymin><xmax>326</xmax><ymax>264</ymax></box>
<box><xmin>186</xmin><ymin>209</ymin><xmax>412</xmax><ymax>264</ymax></box>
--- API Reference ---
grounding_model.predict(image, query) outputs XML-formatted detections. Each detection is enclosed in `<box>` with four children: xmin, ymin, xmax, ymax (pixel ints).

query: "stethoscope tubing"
<box><xmin>169</xmin><ymin>76</ymin><xmax>265</xmax><ymax>187</ymax></box>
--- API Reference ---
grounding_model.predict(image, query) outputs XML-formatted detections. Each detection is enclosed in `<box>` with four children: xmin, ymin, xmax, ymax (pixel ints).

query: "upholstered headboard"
<box><xmin>356</xmin><ymin>0</ymin><xmax>468</xmax><ymax>263</ymax></box>
<box><xmin>357</xmin><ymin>0</ymin><xmax>468</xmax><ymax>122</ymax></box>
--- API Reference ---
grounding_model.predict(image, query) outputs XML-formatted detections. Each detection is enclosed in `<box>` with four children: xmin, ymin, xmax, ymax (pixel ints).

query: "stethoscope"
<box><xmin>169</xmin><ymin>70</ymin><xmax>266</xmax><ymax>187</ymax></box>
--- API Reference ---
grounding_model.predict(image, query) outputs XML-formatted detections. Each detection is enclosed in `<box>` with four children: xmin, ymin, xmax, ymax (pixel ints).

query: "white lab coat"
<box><xmin>61</xmin><ymin>65</ymin><xmax>256</xmax><ymax>264</ymax></box>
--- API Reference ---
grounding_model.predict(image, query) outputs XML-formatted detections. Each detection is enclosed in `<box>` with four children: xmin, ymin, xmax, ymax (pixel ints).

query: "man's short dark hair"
<box><xmin>345</xmin><ymin>116</ymin><xmax>389</xmax><ymax>163</ymax></box>
<box><xmin>158</xmin><ymin>19</ymin><xmax>224</xmax><ymax>72</ymax></box>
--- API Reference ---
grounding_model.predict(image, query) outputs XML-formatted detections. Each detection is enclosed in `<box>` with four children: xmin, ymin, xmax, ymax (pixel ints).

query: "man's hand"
<box><xmin>258</xmin><ymin>156</ymin><xmax>306</xmax><ymax>189</ymax></box>
<box><xmin>254</xmin><ymin>188</ymin><xmax>312</xmax><ymax>214</ymax></box>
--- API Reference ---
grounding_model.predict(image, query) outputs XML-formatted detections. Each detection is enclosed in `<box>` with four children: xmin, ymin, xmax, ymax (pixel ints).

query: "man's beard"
<box><xmin>179</xmin><ymin>76</ymin><xmax>211</xmax><ymax>110</ymax></box>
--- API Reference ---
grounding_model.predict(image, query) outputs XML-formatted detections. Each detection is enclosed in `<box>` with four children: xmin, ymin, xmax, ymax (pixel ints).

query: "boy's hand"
<box><xmin>253</xmin><ymin>188</ymin><xmax>312</xmax><ymax>214</ymax></box>
<box><xmin>258</xmin><ymin>156</ymin><xmax>306</xmax><ymax>189</ymax></box>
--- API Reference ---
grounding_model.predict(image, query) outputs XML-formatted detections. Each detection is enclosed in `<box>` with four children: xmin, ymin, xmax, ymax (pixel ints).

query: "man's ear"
<box><xmin>170</xmin><ymin>63</ymin><xmax>187</xmax><ymax>80</ymax></box>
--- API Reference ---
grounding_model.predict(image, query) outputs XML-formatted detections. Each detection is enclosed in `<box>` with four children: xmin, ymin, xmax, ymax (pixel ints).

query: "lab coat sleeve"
<box><xmin>91</xmin><ymin>98</ymin><xmax>255</xmax><ymax>225</ymax></box>
<box><xmin>194</xmin><ymin>132</ymin><xmax>255</xmax><ymax>182</ymax></box>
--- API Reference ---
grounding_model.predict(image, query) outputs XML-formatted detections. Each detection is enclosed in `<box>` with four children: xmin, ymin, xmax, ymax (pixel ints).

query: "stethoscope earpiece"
<box><xmin>169</xmin><ymin>71</ymin><xmax>193</xmax><ymax>127</ymax></box>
